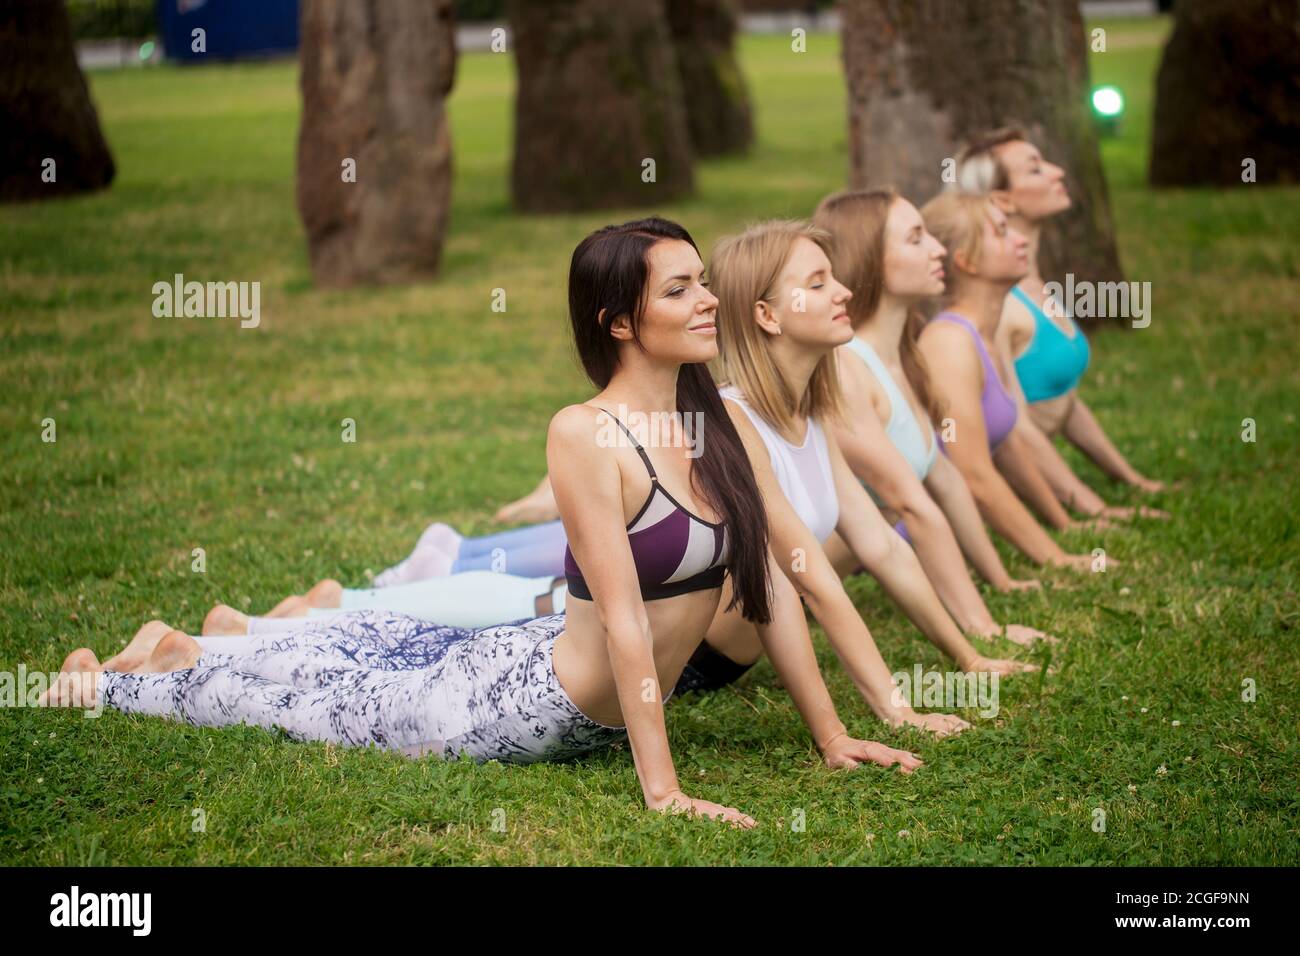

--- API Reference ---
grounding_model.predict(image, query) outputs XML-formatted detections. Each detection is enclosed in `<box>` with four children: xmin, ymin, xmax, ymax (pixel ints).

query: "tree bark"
<box><xmin>666</xmin><ymin>0</ymin><xmax>754</xmax><ymax>157</ymax></box>
<box><xmin>840</xmin><ymin>0</ymin><xmax>1123</xmax><ymax>298</ymax></box>
<box><xmin>509</xmin><ymin>0</ymin><xmax>694</xmax><ymax>212</ymax></box>
<box><xmin>296</xmin><ymin>0</ymin><xmax>457</xmax><ymax>288</ymax></box>
<box><xmin>1151</xmin><ymin>0</ymin><xmax>1300</xmax><ymax>187</ymax></box>
<box><xmin>0</xmin><ymin>0</ymin><xmax>114</xmax><ymax>203</ymax></box>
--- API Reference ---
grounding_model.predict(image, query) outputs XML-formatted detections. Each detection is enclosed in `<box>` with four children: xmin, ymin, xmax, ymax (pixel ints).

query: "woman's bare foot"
<box><xmin>305</xmin><ymin>578</ymin><xmax>343</xmax><ymax>608</ymax></box>
<box><xmin>38</xmin><ymin>649</ymin><xmax>103</xmax><ymax>708</ymax></box>
<box><xmin>264</xmin><ymin>595</ymin><xmax>312</xmax><ymax>618</ymax></box>
<box><xmin>102</xmin><ymin>620</ymin><xmax>172</xmax><ymax>672</ymax></box>
<box><xmin>264</xmin><ymin>591</ymin><xmax>309</xmax><ymax>618</ymax></box>
<box><xmin>143</xmin><ymin>630</ymin><xmax>203</xmax><ymax>673</ymax></box>
<box><xmin>203</xmin><ymin>603</ymin><xmax>249</xmax><ymax>635</ymax></box>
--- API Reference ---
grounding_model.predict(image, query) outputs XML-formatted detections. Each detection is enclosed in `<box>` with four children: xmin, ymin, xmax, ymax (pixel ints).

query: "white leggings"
<box><xmin>235</xmin><ymin>571</ymin><xmax>569</xmax><ymax>646</ymax></box>
<box><xmin>103</xmin><ymin>611</ymin><xmax>627</xmax><ymax>763</ymax></box>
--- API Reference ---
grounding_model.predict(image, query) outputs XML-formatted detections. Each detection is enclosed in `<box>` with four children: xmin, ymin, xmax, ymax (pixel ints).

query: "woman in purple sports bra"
<box><xmin>47</xmin><ymin>218</ymin><xmax>921</xmax><ymax>830</ymax></box>
<box><xmin>917</xmin><ymin>193</ymin><xmax>1099</xmax><ymax>572</ymax></box>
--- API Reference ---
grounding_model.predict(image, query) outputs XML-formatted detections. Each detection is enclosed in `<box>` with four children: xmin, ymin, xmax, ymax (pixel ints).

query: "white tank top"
<box><xmin>719</xmin><ymin>385</ymin><xmax>839</xmax><ymax>543</ymax></box>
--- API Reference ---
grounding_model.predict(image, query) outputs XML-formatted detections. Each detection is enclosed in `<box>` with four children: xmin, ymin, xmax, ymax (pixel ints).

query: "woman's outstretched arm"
<box><xmin>548</xmin><ymin>405</ymin><xmax>750</xmax><ymax>828</ymax></box>
<box><xmin>921</xmin><ymin>453</ymin><xmax>1038</xmax><ymax>592</ymax></box>
<box><xmin>826</xmin><ymin>429</ymin><xmax>1035</xmax><ymax>674</ymax></box>
<box><xmin>751</xmin><ymin>549</ymin><xmax>923</xmax><ymax>773</ymax></box>
<box><xmin>831</xmin><ymin>348</ymin><xmax>1003</xmax><ymax>633</ymax></box>
<box><xmin>920</xmin><ymin>322</ymin><xmax>1093</xmax><ymax>569</ymax></box>
<box><xmin>726</xmin><ymin>399</ymin><xmax>969</xmax><ymax>737</ymax></box>
<box><xmin>1060</xmin><ymin>396</ymin><xmax>1166</xmax><ymax>491</ymax></box>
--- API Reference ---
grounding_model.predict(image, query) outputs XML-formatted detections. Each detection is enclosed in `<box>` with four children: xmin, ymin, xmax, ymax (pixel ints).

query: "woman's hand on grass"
<box><xmin>1003</xmin><ymin>577</ymin><xmax>1043</xmax><ymax>592</ymax></box>
<box><xmin>1000</xmin><ymin>623</ymin><xmax>1059</xmax><ymax>646</ymax></box>
<box><xmin>1098</xmin><ymin>504</ymin><xmax>1171</xmax><ymax>522</ymax></box>
<box><xmin>1048</xmin><ymin>552</ymin><xmax>1115</xmax><ymax>572</ymax></box>
<box><xmin>966</xmin><ymin>655</ymin><xmax>1038</xmax><ymax>676</ymax></box>
<box><xmin>890</xmin><ymin>709</ymin><xmax>971</xmax><ymax>738</ymax></box>
<box><xmin>1071</xmin><ymin>515</ymin><xmax>1117</xmax><ymax>532</ymax></box>
<box><xmin>649</xmin><ymin>790</ymin><xmax>757</xmax><ymax>829</ymax></box>
<box><xmin>821</xmin><ymin>735</ymin><xmax>924</xmax><ymax>774</ymax></box>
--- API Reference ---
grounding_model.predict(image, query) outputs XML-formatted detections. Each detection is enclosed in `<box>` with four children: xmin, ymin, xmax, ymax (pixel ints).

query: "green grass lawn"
<box><xmin>2</xmin><ymin>19</ymin><xmax>1297</xmax><ymax>865</ymax></box>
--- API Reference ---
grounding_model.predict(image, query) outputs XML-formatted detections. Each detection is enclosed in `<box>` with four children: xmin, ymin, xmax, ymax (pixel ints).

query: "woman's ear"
<box><xmin>604</xmin><ymin>308</ymin><xmax>635</xmax><ymax>342</ymax></box>
<box><xmin>753</xmin><ymin>299</ymin><xmax>781</xmax><ymax>336</ymax></box>
<box><xmin>952</xmin><ymin>247</ymin><xmax>976</xmax><ymax>276</ymax></box>
<box><xmin>989</xmin><ymin>191</ymin><xmax>1018</xmax><ymax>217</ymax></box>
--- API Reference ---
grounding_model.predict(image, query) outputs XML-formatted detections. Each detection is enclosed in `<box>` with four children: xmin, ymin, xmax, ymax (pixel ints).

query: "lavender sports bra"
<box><xmin>562</xmin><ymin>411</ymin><xmax>729</xmax><ymax>602</ymax></box>
<box><xmin>930</xmin><ymin>312</ymin><xmax>1018</xmax><ymax>449</ymax></box>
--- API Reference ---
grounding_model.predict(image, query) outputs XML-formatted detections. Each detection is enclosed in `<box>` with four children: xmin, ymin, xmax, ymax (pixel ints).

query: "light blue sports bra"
<box><xmin>843</xmin><ymin>337</ymin><xmax>938</xmax><ymax>503</ymax></box>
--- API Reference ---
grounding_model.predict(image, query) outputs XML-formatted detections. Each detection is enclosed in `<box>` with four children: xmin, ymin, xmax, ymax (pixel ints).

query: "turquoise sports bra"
<box><xmin>843</xmin><ymin>337</ymin><xmax>937</xmax><ymax>504</ymax></box>
<box><xmin>1010</xmin><ymin>286</ymin><xmax>1090</xmax><ymax>403</ymax></box>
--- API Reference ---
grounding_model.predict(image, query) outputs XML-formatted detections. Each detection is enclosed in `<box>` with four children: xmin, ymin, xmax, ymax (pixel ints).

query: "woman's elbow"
<box><xmin>789</xmin><ymin>565</ymin><xmax>842</xmax><ymax>617</ymax></box>
<box><xmin>895</xmin><ymin>493</ymin><xmax>945</xmax><ymax>531</ymax></box>
<box><xmin>960</xmin><ymin>471</ymin><xmax>998</xmax><ymax>510</ymax></box>
<box><xmin>599</xmin><ymin>607</ymin><xmax>651</xmax><ymax>646</ymax></box>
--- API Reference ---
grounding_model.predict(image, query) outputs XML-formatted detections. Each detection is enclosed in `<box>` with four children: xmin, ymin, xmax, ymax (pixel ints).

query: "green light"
<box><xmin>1092</xmin><ymin>85</ymin><xmax>1124</xmax><ymax>117</ymax></box>
<box><xmin>139</xmin><ymin>41</ymin><xmax>155</xmax><ymax>61</ymax></box>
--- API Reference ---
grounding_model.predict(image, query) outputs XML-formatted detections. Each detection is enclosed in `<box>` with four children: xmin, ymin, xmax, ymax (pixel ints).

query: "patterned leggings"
<box><xmin>99</xmin><ymin>610</ymin><xmax>628</xmax><ymax>764</ymax></box>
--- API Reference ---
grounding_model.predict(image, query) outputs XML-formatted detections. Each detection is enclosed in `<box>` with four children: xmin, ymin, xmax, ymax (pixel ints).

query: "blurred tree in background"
<box><xmin>839</xmin><ymin>0</ymin><xmax>1124</xmax><ymax>302</ymax></box>
<box><xmin>666</xmin><ymin>0</ymin><xmax>754</xmax><ymax>157</ymax></box>
<box><xmin>1151</xmin><ymin>0</ymin><xmax>1300</xmax><ymax>187</ymax></box>
<box><xmin>508</xmin><ymin>0</ymin><xmax>694</xmax><ymax>212</ymax></box>
<box><xmin>296</xmin><ymin>0</ymin><xmax>458</xmax><ymax>287</ymax></box>
<box><xmin>1</xmin><ymin>0</ymin><xmax>115</xmax><ymax>202</ymax></box>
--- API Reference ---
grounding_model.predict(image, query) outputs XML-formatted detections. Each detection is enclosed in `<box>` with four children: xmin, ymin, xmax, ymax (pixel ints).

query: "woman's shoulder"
<box><xmin>919</xmin><ymin>312</ymin><xmax>971</xmax><ymax>347</ymax></box>
<box><xmin>547</xmin><ymin>403</ymin><xmax>609</xmax><ymax>454</ymax></box>
<box><xmin>918</xmin><ymin>314</ymin><xmax>982</xmax><ymax>381</ymax></box>
<box><xmin>1000</xmin><ymin>291</ymin><xmax>1036</xmax><ymax>341</ymax></box>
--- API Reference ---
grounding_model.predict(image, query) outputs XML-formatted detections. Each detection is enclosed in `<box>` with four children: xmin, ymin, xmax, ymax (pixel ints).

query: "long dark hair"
<box><xmin>813</xmin><ymin>188</ymin><xmax>945</xmax><ymax>425</ymax></box>
<box><xmin>567</xmin><ymin>217</ymin><xmax>772</xmax><ymax>624</ymax></box>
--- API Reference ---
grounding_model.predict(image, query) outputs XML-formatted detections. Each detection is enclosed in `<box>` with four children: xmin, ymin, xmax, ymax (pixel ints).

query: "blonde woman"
<box><xmin>955</xmin><ymin>127</ymin><xmax>1169</xmax><ymax>518</ymax></box>
<box><xmin>680</xmin><ymin>219</ymin><xmax>1033</xmax><ymax>717</ymax></box>
<box><xmin>810</xmin><ymin>188</ymin><xmax>1054</xmax><ymax>644</ymax></box>
<box><xmin>917</xmin><ymin>192</ymin><xmax>1104</xmax><ymax>570</ymax></box>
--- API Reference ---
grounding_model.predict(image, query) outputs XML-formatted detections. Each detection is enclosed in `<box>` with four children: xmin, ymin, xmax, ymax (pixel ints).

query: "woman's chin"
<box><xmin>681</xmin><ymin>340</ymin><xmax>719</xmax><ymax>365</ymax></box>
<box><xmin>1050</xmin><ymin>194</ymin><xmax>1073</xmax><ymax>216</ymax></box>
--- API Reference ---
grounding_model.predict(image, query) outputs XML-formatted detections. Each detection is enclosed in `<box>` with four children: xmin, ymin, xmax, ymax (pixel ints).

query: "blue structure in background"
<box><xmin>157</xmin><ymin>0</ymin><xmax>299</xmax><ymax>62</ymax></box>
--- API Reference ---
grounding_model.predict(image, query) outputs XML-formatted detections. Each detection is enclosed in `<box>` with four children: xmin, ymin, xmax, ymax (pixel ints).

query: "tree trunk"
<box><xmin>665</xmin><ymin>0</ymin><xmax>754</xmax><ymax>157</ymax></box>
<box><xmin>509</xmin><ymin>0</ymin><xmax>694</xmax><ymax>212</ymax></box>
<box><xmin>296</xmin><ymin>0</ymin><xmax>457</xmax><ymax>288</ymax></box>
<box><xmin>1151</xmin><ymin>0</ymin><xmax>1300</xmax><ymax>187</ymax></box>
<box><xmin>839</xmin><ymin>0</ymin><xmax>1123</xmax><ymax>301</ymax></box>
<box><xmin>0</xmin><ymin>0</ymin><xmax>114</xmax><ymax>203</ymax></box>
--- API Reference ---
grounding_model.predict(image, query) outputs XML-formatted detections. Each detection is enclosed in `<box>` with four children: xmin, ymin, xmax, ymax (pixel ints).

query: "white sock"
<box><xmin>373</xmin><ymin>523</ymin><xmax>461</xmax><ymax>588</ymax></box>
<box><xmin>247</xmin><ymin>616</ymin><xmax>310</xmax><ymax>635</ymax></box>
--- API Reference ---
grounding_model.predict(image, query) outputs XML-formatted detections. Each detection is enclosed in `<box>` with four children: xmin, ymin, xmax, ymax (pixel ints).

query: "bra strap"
<box><xmin>594</xmin><ymin>407</ymin><xmax>658</xmax><ymax>481</ymax></box>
